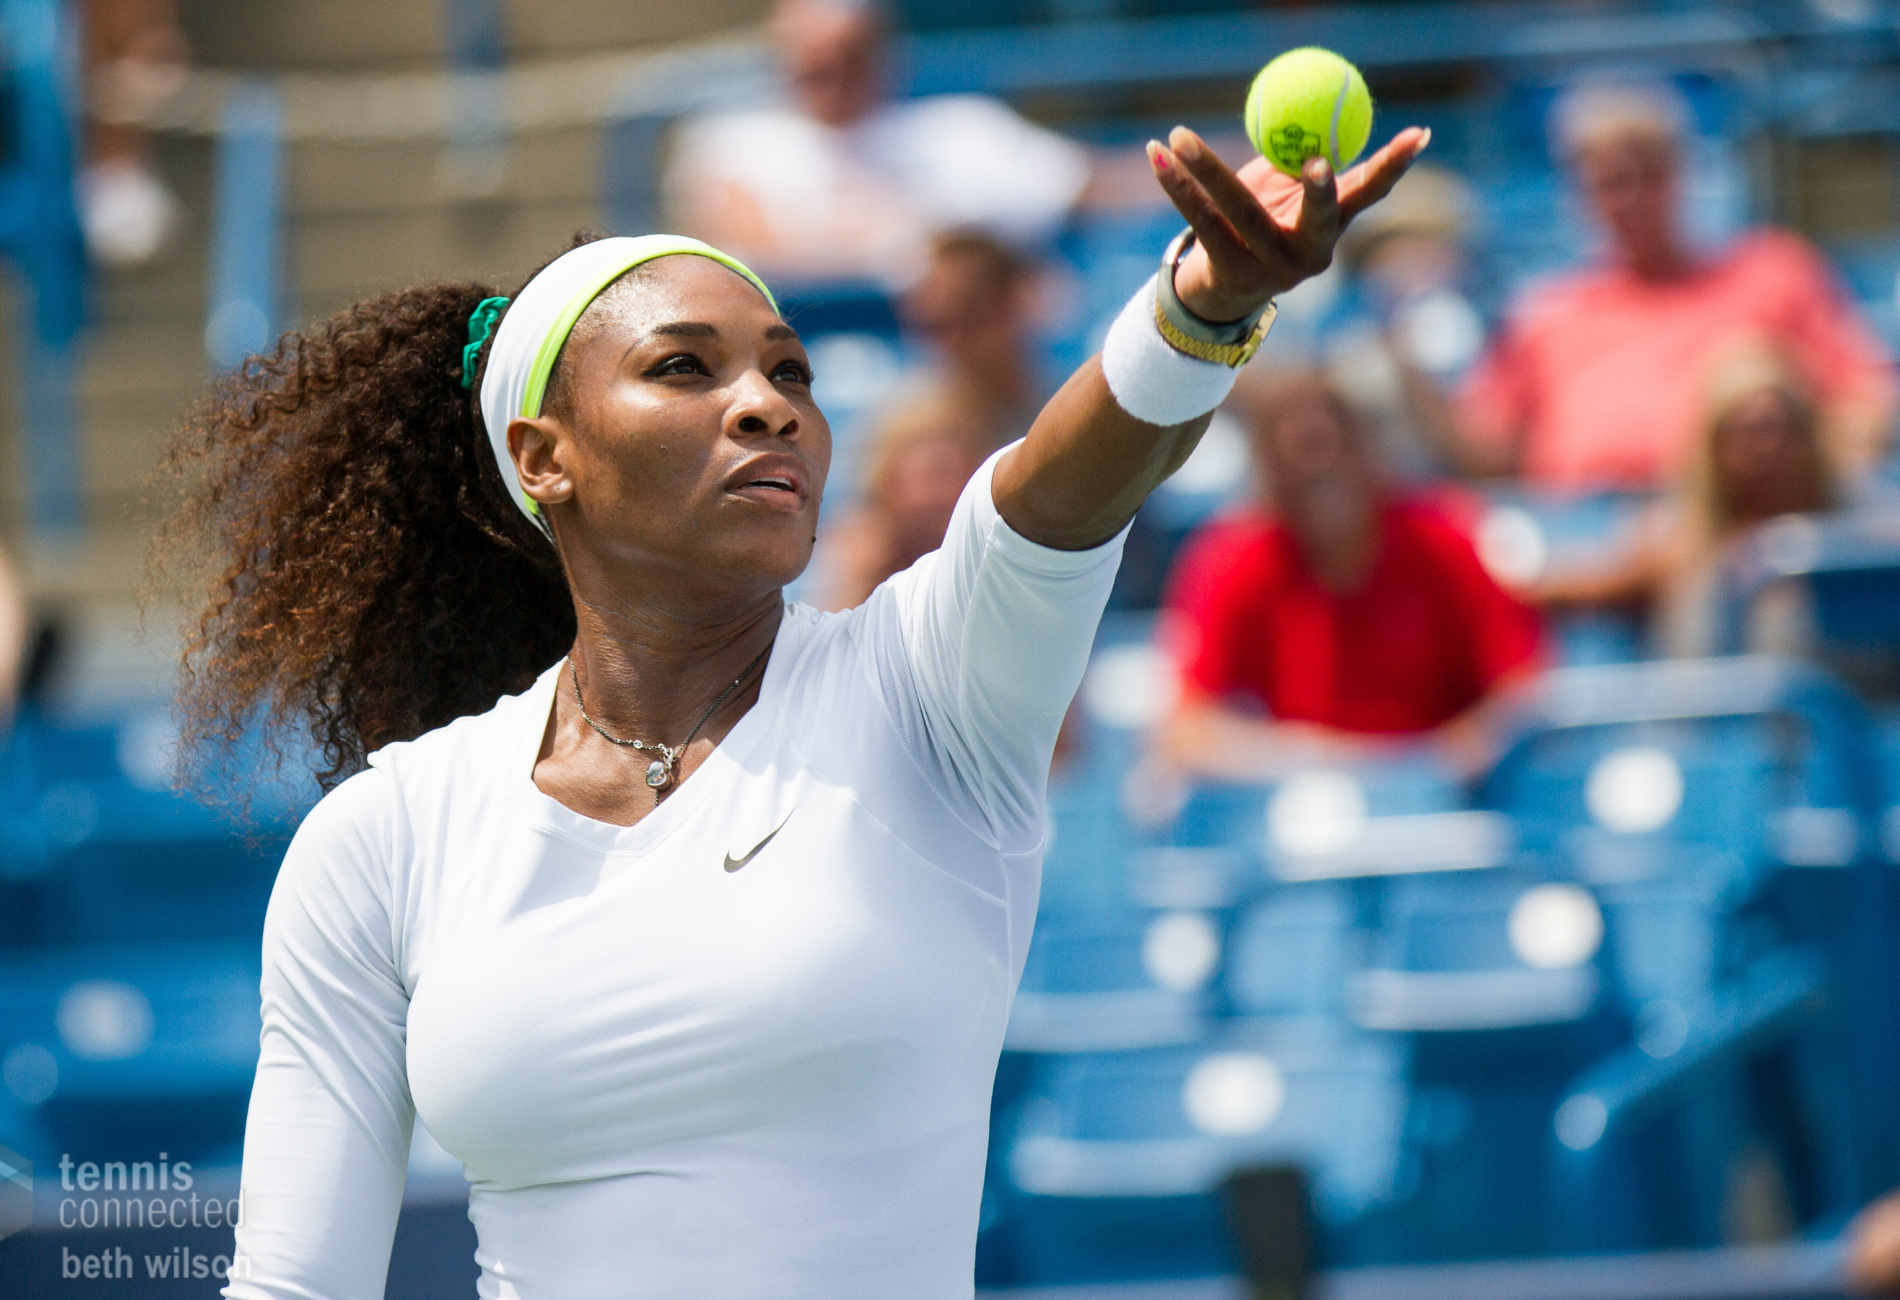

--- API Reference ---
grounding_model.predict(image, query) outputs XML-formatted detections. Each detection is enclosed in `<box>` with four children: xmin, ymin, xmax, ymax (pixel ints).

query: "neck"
<box><xmin>1621</xmin><ymin>236</ymin><xmax>1692</xmax><ymax>282</ymax></box>
<box><xmin>567</xmin><ymin>585</ymin><xmax>783</xmax><ymax>744</ymax></box>
<box><xmin>1301</xmin><ymin>533</ymin><xmax>1380</xmax><ymax>593</ymax></box>
<box><xmin>1289</xmin><ymin>508</ymin><xmax>1382</xmax><ymax>595</ymax></box>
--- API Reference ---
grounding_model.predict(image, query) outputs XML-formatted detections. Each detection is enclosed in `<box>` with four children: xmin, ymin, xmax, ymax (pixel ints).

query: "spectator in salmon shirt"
<box><xmin>1445</xmin><ymin>81</ymin><xmax>1896</xmax><ymax>489</ymax></box>
<box><xmin>1154</xmin><ymin>372</ymin><xmax>1546</xmax><ymax>783</ymax></box>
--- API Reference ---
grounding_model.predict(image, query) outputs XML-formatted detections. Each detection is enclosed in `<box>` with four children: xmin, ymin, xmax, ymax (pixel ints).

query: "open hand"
<box><xmin>1148</xmin><ymin>123</ymin><xmax>1431</xmax><ymax>324</ymax></box>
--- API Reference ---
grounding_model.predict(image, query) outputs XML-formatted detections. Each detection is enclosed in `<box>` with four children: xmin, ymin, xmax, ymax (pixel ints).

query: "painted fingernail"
<box><xmin>1147</xmin><ymin>141</ymin><xmax>1172</xmax><ymax>174</ymax></box>
<box><xmin>1169</xmin><ymin>127</ymin><xmax>1201</xmax><ymax>161</ymax></box>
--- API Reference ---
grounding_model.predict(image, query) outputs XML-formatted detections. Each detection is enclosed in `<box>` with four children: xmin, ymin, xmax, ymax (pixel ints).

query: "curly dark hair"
<box><xmin>154</xmin><ymin>237</ymin><xmax>612</xmax><ymax>796</ymax></box>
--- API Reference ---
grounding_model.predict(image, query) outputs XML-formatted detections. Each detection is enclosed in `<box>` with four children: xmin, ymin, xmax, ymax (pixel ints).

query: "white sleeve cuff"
<box><xmin>1100</xmin><ymin>274</ymin><xmax>1238</xmax><ymax>427</ymax></box>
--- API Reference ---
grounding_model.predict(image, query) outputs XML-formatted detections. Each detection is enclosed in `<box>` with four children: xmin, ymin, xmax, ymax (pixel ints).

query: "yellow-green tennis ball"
<box><xmin>1245</xmin><ymin>47</ymin><xmax>1373</xmax><ymax>177</ymax></box>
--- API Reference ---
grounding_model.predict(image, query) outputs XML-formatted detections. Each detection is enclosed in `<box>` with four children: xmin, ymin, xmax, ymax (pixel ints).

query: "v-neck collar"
<box><xmin>509</xmin><ymin>609</ymin><xmax>797</xmax><ymax>858</ymax></box>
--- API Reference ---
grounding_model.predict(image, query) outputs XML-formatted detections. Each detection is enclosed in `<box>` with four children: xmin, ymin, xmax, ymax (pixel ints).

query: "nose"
<box><xmin>728</xmin><ymin>368</ymin><xmax>801</xmax><ymax>441</ymax></box>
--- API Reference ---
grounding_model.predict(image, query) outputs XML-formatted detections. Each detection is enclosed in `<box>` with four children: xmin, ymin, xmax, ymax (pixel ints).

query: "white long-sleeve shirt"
<box><xmin>225</xmin><ymin>448</ymin><xmax>1126</xmax><ymax>1300</ymax></box>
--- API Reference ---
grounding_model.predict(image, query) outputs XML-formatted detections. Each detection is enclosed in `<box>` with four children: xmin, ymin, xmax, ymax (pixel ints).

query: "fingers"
<box><xmin>1338</xmin><ymin>125</ymin><xmax>1431</xmax><ymax>223</ymax></box>
<box><xmin>1166</xmin><ymin>126</ymin><xmax>1291</xmax><ymax>265</ymax></box>
<box><xmin>1146</xmin><ymin>139</ymin><xmax>1255</xmax><ymax>273</ymax></box>
<box><xmin>1293</xmin><ymin>155</ymin><xmax>1340</xmax><ymax>255</ymax></box>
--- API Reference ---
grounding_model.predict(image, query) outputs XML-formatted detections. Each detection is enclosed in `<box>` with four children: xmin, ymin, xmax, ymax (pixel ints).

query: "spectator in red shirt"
<box><xmin>1446</xmin><ymin>82</ymin><xmax>1895</xmax><ymax>489</ymax></box>
<box><xmin>1157</xmin><ymin>372</ymin><xmax>1545</xmax><ymax>781</ymax></box>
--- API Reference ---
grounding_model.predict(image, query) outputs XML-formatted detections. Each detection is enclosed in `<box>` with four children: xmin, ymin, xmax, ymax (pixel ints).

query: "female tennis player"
<box><xmin>179</xmin><ymin>123</ymin><xmax>1424</xmax><ymax>1299</ymax></box>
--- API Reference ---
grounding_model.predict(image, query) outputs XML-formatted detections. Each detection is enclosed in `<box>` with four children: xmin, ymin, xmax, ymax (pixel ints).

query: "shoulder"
<box><xmin>1726</xmin><ymin>226</ymin><xmax>1822</xmax><ymax>269</ymax></box>
<box><xmin>1721</xmin><ymin>227</ymin><xmax>1840</xmax><ymax>292</ymax></box>
<box><xmin>671</xmin><ymin>107</ymin><xmax>827</xmax><ymax>173</ymax></box>
<box><xmin>1165</xmin><ymin>511</ymin><xmax>1286</xmax><ymax>611</ymax></box>
<box><xmin>875</xmin><ymin>95</ymin><xmax>1082</xmax><ymax>165</ymax></box>
<box><xmin>1385</xmin><ymin>497</ymin><xmax>1489</xmax><ymax>571</ymax></box>
<box><xmin>745</xmin><ymin>600</ymin><xmax>875</xmax><ymax>726</ymax></box>
<box><xmin>269</xmin><ymin>766</ymin><xmax>408</xmax><ymax>956</ymax></box>
<box><xmin>1173</xmin><ymin>511</ymin><xmax>1282</xmax><ymax>576</ymax></box>
<box><xmin>286</xmin><ymin>766</ymin><xmax>402</xmax><ymax>868</ymax></box>
<box><xmin>1501</xmin><ymin>265</ymin><xmax>1612</xmax><ymax>332</ymax></box>
<box><xmin>677</xmin><ymin>105</ymin><xmax>815</xmax><ymax>145</ymax></box>
<box><xmin>775</xmin><ymin>599</ymin><xmax>855</xmax><ymax>674</ymax></box>
<box><xmin>885</xmin><ymin>94</ymin><xmax>1031</xmax><ymax>132</ymax></box>
<box><xmin>362</xmin><ymin>667</ymin><xmax>553</xmax><ymax>812</ymax></box>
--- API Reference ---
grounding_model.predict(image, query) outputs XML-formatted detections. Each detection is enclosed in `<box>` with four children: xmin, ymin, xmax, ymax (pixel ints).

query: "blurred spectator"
<box><xmin>79</xmin><ymin>0</ymin><xmax>189</xmax><ymax>266</ymax></box>
<box><xmin>1447</xmin><ymin>81</ymin><xmax>1896</xmax><ymax>488</ymax></box>
<box><xmin>1321</xmin><ymin>163</ymin><xmax>1485</xmax><ymax>482</ymax></box>
<box><xmin>898</xmin><ymin>231</ymin><xmax>1046</xmax><ymax>450</ymax></box>
<box><xmin>1532</xmin><ymin>343</ymin><xmax>1841</xmax><ymax>656</ymax></box>
<box><xmin>1154</xmin><ymin>372</ymin><xmax>1544</xmax><ymax>783</ymax></box>
<box><xmin>0</xmin><ymin>544</ymin><xmax>28</xmax><ymax>723</ymax></box>
<box><xmin>1849</xmin><ymin>1190</ymin><xmax>1900</xmax><ymax>1296</ymax></box>
<box><xmin>821</xmin><ymin>231</ymin><xmax>1048</xmax><ymax>609</ymax></box>
<box><xmin>820</xmin><ymin>389</ymin><xmax>991</xmax><ymax>611</ymax></box>
<box><xmin>665</xmin><ymin>0</ymin><xmax>1090</xmax><ymax>287</ymax></box>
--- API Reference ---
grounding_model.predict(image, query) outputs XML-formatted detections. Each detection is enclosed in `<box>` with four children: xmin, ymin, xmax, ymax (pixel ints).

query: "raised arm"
<box><xmin>992</xmin><ymin>123</ymin><xmax>1430</xmax><ymax>550</ymax></box>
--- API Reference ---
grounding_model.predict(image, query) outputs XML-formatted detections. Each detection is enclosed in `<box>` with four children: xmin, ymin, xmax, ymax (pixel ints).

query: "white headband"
<box><xmin>476</xmin><ymin>234</ymin><xmax>778</xmax><ymax>538</ymax></box>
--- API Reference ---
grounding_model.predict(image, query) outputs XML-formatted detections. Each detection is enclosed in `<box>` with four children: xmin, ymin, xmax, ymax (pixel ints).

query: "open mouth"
<box><xmin>726</xmin><ymin>463</ymin><xmax>808</xmax><ymax>511</ymax></box>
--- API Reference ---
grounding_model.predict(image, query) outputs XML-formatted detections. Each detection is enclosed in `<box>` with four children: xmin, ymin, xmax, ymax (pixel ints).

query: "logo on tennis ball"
<box><xmin>1268</xmin><ymin>124</ymin><xmax>1323</xmax><ymax>172</ymax></box>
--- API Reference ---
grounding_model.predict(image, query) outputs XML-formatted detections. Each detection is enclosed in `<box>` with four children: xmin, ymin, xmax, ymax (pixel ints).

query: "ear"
<box><xmin>509</xmin><ymin>414</ymin><xmax>575</xmax><ymax>514</ymax></box>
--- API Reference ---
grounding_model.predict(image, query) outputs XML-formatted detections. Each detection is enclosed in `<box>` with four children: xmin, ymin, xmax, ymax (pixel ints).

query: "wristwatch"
<box><xmin>1153</xmin><ymin>228</ymin><xmax>1277</xmax><ymax>368</ymax></box>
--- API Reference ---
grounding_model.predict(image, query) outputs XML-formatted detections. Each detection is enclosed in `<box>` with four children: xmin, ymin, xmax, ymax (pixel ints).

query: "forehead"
<box><xmin>1577</xmin><ymin>133</ymin><xmax>1676</xmax><ymax>174</ymax></box>
<box><xmin>580</xmin><ymin>255</ymin><xmax>784</xmax><ymax>339</ymax></box>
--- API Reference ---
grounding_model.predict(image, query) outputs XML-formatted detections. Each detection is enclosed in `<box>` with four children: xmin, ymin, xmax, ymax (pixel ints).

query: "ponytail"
<box><xmin>156</xmin><ymin>276</ymin><xmax>577</xmax><ymax>795</ymax></box>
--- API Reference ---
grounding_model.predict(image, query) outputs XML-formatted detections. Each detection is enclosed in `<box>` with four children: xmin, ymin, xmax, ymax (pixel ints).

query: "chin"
<box><xmin>728</xmin><ymin>537</ymin><xmax>817</xmax><ymax>596</ymax></box>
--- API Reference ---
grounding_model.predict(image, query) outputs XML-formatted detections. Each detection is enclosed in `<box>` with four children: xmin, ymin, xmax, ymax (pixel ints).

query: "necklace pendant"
<box><xmin>644</xmin><ymin>758</ymin><xmax>671</xmax><ymax>789</ymax></box>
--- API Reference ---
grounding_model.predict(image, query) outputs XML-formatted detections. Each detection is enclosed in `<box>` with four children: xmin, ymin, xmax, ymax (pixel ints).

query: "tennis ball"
<box><xmin>1244</xmin><ymin>47</ymin><xmax>1373</xmax><ymax>177</ymax></box>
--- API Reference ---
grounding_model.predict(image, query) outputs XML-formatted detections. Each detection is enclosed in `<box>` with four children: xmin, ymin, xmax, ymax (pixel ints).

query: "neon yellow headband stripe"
<box><xmin>518</xmin><ymin>242</ymin><xmax>780</xmax><ymax>421</ymax></box>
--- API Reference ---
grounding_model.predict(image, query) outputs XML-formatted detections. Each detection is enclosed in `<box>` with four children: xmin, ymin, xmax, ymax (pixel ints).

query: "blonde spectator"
<box><xmin>1533</xmin><ymin>343</ymin><xmax>1842</xmax><ymax>656</ymax></box>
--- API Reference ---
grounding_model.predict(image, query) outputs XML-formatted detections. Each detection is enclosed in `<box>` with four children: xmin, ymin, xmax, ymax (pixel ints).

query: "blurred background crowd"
<box><xmin>7</xmin><ymin>0</ymin><xmax>1900</xmax><ymax>1295</ymax></box>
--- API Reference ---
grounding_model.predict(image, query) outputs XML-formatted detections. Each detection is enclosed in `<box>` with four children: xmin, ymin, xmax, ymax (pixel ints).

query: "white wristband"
<box><xmin>1101</xmin><ymin>274</ymin><xmax>1239</xmax><ymax>427</ymax></box>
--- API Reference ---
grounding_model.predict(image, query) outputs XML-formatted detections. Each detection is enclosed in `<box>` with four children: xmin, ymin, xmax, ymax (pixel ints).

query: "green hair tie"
<box><xmin>461</xmin><ymin>296</ymin><xmax>510</xmax><ymax>390</ymax></box>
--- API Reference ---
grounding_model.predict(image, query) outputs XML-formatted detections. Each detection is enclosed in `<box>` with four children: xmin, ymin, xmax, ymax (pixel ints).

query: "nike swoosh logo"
<box><xmin>723</xmin><ymin>815</ymin><xmax>791</xmax><ymax>873</ymax></box>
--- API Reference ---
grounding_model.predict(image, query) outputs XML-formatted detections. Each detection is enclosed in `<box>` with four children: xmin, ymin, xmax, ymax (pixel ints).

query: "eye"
<box><xmin>772</xmin><ymin>359</ymin><xmax>814</xmax><ymax>386</ymax></box>
<box><xmin>647</xmin><ymin>353</ymin><xmax>710</xmax><ymax>379</ymax></box>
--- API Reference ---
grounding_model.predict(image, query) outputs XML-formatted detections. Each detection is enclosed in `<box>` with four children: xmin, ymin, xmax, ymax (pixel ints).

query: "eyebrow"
<box><xmin>647</xmin><ymin>320</ymin><xmax>802</xmax><ymax>343</ymax></box>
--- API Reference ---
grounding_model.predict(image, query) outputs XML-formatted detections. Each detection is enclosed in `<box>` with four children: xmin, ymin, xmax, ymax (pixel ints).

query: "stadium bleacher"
<box><xmin>4</xmin><ymin>0</ymin><xmax>1900</xmax><ymax>1295</ymax></box>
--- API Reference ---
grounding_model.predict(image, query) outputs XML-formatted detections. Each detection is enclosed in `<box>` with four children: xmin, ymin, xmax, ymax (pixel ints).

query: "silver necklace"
<box><xmin>570</xmin><ymin>644</ymin><xmax>771</xmax><ymax>791</ymax></box>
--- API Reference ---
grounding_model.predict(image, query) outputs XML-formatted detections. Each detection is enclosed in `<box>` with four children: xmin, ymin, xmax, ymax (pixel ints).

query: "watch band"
<box><xmin>1153</xmin><ymin>229</ymin><xmax>1276</xmax><ymax>369</ymax></box>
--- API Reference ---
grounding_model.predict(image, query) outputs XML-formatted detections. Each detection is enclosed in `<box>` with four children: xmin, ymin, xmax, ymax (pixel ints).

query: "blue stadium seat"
<box><xmin>1719</xmin><ymin>510</ymin><xmax>1900</xmax><ymax>696</ymax></box>
<box><xmin>1356</xmin><ymin>873</ymin><xmax>1606</xmax><ymax>1035</ymax></box>
<box><xmin>1164</xmin><ymin>760</ymin><xmax>1467</xmax><ymax>862</ymax></box>
<box><xmin>1008</xmin><ymin>909</ymin><xmax>1224</xmax><ymax>1053</ymax></box>
<box><xmin>1483</xmin><ymin>658</ymin><xmax>1900</xmax><ymax>1209</ymax></box>
<box><xmin>0</xmin><ymin>939</ymin><xmax>260</xmax><ymax>1169</ymax></box>
<box><xmin>1224</xmin><ymin>883</ymin><xmax>1364</xmax><ymax>1020</ymax></box>
<box><xmin>1484</xmin><ymin>658</ymin><xmax>1877</xmax><ymax>891</ymax></box>
<box><xmin>8</xmin><ymin>714</ymin><xmax>295</xmax><ymax>945</ymax></box>
<box><xmin>1545</xmin><ymin>946</ymin><xmax>1847</xmax><ymax>1252</ymax></box>
<box><xmin>998</xmin><ymin>1016</ymin><xmax>1408</xmax><ymax>1283</ymax></box>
